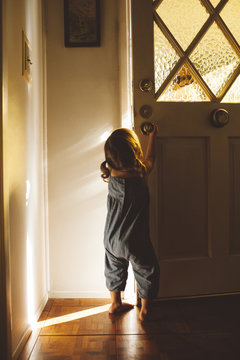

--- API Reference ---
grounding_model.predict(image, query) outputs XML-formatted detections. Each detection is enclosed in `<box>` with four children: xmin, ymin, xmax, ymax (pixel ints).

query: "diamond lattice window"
<box><xmin>153</xmin><ymin>0</ymin><xmax>240</xmax><ymax>102</ymax></box>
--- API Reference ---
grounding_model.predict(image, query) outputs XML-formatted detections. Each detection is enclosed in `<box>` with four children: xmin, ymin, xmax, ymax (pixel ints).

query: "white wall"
<box><xmin>46</xmin><ymin>0</ymin><xmax>121</xmax><ymax>297</ymax></box>
<box><xmin>3</xmin><ymin>0</ymin><xmax>47</xmax><ymax>356</ymax></box>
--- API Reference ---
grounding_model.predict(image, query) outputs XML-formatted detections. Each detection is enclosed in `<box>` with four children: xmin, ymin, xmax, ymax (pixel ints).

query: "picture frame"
<box><xmin>64</xmin><ymin>0</ymin><xmax>100</xmax><ymax>47</ymax></box>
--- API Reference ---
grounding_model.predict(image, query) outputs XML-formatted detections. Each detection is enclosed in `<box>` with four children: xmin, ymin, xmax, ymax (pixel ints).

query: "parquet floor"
<box><xmin>19</xmin><ymin>295</ymin><xmax>240</xmax><ymax>359</ymax></box>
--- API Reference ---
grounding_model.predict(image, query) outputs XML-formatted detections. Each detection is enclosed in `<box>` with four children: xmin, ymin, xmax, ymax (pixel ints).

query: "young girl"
<box><xmin>100</xmin><ymin>125</ymin><xmax>160</xmax><ymax>321</ymax></box>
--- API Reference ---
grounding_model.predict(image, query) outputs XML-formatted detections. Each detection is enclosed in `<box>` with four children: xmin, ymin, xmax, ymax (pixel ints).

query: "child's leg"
<box><xmin>109</xmin><ymin>291</ymin><xmax>134</xmax><ymax>314</ymax></box>
<box><xmin>136</xmin><ymin>290</ymin><xmax>141</xmax><ymax>308</ymax></box>
<box><xmin>130</xmin><ymin>251</ymin><xmax>160</xmax><ymax>321</ymax></box>
<box><xmin>139</xmin><ymin>298</ymin><xmax>152</xmax><ymax>321</ymax></box>
<box><xmin>104</xmin><ymin>251</ymin><xmax>134</xmax><ymax>314</ymax></box>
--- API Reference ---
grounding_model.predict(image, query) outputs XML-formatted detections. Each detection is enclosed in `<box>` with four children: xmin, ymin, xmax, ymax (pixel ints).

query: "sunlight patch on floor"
<box><xmin>34</xmin><ymin>304</ymin><xmax>112</xmax><ymax>329</ymax></box>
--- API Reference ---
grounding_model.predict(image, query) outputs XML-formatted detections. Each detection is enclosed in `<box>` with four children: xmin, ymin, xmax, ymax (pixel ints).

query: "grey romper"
<box><xmin>104</xmin><ymin>176</ymin><xmax>160</xmax><ymax>299</ymax></box>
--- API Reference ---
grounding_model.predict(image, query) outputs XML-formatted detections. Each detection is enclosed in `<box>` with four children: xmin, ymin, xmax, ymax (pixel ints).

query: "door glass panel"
<box><xmin>222</xmin><ymin>74</ymin><xmax>240</xmax><ymax>102</ymax></box>
<box><xmin>154</xmin><ymin>22</ymin><xmax>180</xmax><ymax>93</ymax></box>
<box><xmin>210</xmin><ymin>0</ymin><xmax>221</xmax><ymax>7</ymax></box>
<box><xmin>189</xmin><ymin>22</ymin><xmax>240</xmax><ymax>97</ymax></box>
<box><xmin>220</xmin><ymin>0</ymin><xmax>240</xmax><ymax>46</ymax></box>
<box><xmin>156</xmin><ymin>0</ymin><xmax>209</xmax><ymax>50</ymax></box>
<box><xmin>154</xmin><ymin>0</ymin><xmax>240</xmax><ymax>102</ymax></box>
<box><xmin>157</xmin><ymin>64</ymin><xmax>209</xmax><ymax>102</ymax></box>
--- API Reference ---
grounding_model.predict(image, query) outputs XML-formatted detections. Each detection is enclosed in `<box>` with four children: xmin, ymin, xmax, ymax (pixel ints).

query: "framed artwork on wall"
<box><xmin>64</xmin><ymin>0</ymin><xmax>100</xmax><ymax>47</ymax></box>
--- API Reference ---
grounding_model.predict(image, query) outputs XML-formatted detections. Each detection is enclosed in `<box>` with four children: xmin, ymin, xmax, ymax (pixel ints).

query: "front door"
<box><xmin>132</xmin><ymin>0</ymin><xmax>240</xmax><ymax>298</ymax></box>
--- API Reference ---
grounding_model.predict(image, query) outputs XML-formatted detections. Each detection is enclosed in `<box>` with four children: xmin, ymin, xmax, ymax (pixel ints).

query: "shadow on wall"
<box><xmin>47</xmin><ymin>125</ymin><xmax>114</xmax><ymax>294</ymax></box>
<box><xmin>48</xmin><ymin>125</ymin><xmax>112</xmax><ymax>210</ymax></box>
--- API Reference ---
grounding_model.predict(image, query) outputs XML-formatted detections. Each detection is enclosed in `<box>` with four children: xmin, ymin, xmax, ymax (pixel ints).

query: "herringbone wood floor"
<box><xmin>19</xmin><ymin>295</ymin><xmax>240</xmax><ymax>359</ymax></box>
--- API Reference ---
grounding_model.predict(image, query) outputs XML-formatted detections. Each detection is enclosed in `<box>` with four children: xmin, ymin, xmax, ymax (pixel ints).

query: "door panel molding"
<box><xmin>156</xmin><ymin>137</ymin><xmax>210</xmax><ymax>260</ymax></box>
<box><xmin>229</xmin><ymin>137</ymin><xmax>240</xmax><ymax>255</ymax></box>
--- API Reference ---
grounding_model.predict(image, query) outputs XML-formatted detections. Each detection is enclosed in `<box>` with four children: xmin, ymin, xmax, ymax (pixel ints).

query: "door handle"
<box><xmin>210</xmin><ymin>109</ymin><xmax>229</xmax><ymax>128</ymax></box>
<box><xmin>140</xmin><ymin>105</ymin><xmax>153</xmax><ymax>119</ymax></box>
<box><xmin>139</xmin><ymin>79</ymin><xmax>153</xmax><ymax>92</ymax></box>
<box><xmin>140</xmin><ymin>121</ymin><xmax>154</xmax><ymax>135</ymax></box>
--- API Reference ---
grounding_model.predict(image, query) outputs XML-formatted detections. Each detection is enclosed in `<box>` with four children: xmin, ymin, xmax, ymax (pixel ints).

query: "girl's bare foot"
<box><xmin>139</xmin><ymin>307</ymin><xmax>149</xmax><ymax>321</ymax></box>
<box><xmin>139</xmin><ymin>298</ymin><xmax>151</xmax><ymax>321</ymax></box>
<box><xmin>109</xmin><ymin>291</ymin><xmax>134</xmax><ymax>314</ymax></box>
<box><xmin>109</xmin><ymin>302</ymin><xmax>134</xmax><ymax>314</ymax></box>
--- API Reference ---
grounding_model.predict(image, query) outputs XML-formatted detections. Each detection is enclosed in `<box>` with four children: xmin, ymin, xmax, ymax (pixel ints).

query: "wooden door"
<box><xmin>132</xmin><ymin>0</ymin><xmax>240</xmax><ymax>298</ymax></box>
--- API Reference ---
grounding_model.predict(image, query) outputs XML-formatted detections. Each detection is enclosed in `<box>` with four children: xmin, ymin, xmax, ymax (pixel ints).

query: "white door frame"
<box><xmin>118</xmin><ymin>0</ymin><xmax>137</xmax><ymax>300</ymax></box>
<box><xmin>118</xmin><ymin>0</ymin><xmax>134</xmax><ymax>130</ymax></box>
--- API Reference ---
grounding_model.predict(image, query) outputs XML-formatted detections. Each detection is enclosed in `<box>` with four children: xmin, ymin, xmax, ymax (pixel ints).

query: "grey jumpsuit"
<box><xmin>104</xmin><ymin>176</ymin><xmax>160</xmax><ymax>299</ymax></box>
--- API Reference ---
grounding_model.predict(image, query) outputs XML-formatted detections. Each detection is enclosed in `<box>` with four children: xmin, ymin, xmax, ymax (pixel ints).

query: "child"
<box><xmin>100</xmin><ymin>125</ymin><xmax>160</xmax><ymax>321</ymax></box>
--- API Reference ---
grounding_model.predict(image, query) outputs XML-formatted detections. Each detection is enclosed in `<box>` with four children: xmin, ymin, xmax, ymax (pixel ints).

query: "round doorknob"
<box><xmin>139</xmin><ymin>105</ymin><xmax>153</xmax><ymax>119</ymax></box>
<box><xmin>139</xmin><ymin>79</ymin><xmax>153</xmax><ymax>92</ymax></box>
<box><xmin>210</xmin><ymin>108</ymin><xmax>229</xmax><ymax>128</ymax></box>
<box><xmin>140</xmin><ymin>121</ymin><xmax>154</xmax><ymax>135</ymax></box>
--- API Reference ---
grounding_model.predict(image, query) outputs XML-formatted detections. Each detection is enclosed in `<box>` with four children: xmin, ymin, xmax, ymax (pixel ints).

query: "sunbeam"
<box><xmin>34</xmin><ymin>303</ymin><xmax>112</xmax><ymax>329</ymax></box>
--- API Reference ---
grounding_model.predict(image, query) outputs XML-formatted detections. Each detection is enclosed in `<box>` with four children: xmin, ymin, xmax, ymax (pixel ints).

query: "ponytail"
<box><xmin>100</xmin><ymin>161</ymin><xmax>110</xmax><ymax>182</ymax></box>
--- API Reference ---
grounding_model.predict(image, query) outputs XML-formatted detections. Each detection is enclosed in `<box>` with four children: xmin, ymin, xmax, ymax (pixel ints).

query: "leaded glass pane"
<box><xmin>157</xmin><ymin>64</ymin><xmax>209</xmax><ymax>102</ymax></box>
<box><xmin>220</xmin><ymin>0</ymin><xmax>240</xmax><ymax>46</ymax></box>
<box><xmin>154</xmin><ymin>22</ymin><xmax>180</xmax><ymax>93</ymax></box>
<box><xmin>156</xmin><ymin>0</ymin><xmax>209</xmax><ymax>50</ymax></box>
<box><xmin>190</xmin><ymin>22</ymin><xmax>240</xmax><ymax>96</ymax></box>
<box><xmin>210</xmin><ymin>0</ymin><xmax>220</xmax><ymax>7</ymax></box>
<box><xmin>222</xmin><ymin>75</ymin><xmax>240</xmax><ymax>103</ymax></box>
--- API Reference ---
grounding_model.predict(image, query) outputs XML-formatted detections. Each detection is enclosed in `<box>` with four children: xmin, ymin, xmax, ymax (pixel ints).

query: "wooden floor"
<box><xmin>19</xmin><ymin>295</ymin><xmax>240</xmax><ymax>359</ymax></box>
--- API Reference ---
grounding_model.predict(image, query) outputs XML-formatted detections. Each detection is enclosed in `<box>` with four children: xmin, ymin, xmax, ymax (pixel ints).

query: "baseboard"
<box><xmin>34</xmin><ymin>293</ymin><xmax>48</xmax><ymax>321</ymax></box>
<box><xmin>12</xmin><ymin>293</ymin><xmax>48</xmax><ymax>360</ymax></box>
<box><xmin>48</xmin><ymin>290</ymin><xmax>110</xmax><ymax>299</ymax></box>
<box><xmin>12</xmin><ymin>327</ymin><xmax>32</xmax><ymax>360</ymax></box>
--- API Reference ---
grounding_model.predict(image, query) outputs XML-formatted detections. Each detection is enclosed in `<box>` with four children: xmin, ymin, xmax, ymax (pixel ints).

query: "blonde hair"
<box><xmin>100</xmin><ymin>128</ymin><xmax>146</xmax><ymax>181</ymax></box>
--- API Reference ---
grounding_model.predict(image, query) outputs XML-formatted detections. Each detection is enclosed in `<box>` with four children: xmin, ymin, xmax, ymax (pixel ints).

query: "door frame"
<box><xmin>0</xmin><ymin>0</ymin><xmax>12</xmax><ymax>357</ymax></box>
<box><xmin>118</xmin><ymin>0</ymin><xmax>134</xmax><ymax>130</ymax></box>
<box><xmin>118</xmin><ymin>0</ymin><xmax>136</xmax><ymax>300</ymax></box>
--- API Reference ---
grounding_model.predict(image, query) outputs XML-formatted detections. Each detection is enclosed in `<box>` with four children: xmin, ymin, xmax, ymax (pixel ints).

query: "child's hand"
<box><xmin>144</xmin><ymin>122</ymin><xmax>158</xmax><ymax>173</ymax></box>
<box><xmin>149</xmin><ymin>122</ymin><xmax>158</xmax><ymax>136</ymax></box>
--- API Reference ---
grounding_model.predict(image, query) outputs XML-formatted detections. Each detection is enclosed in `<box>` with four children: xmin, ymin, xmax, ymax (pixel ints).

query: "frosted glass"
<box><xmin>190</xmin><ymin>22</ymin><xmax>240</xmax><ymax>96</ymax></box>
<box><xmin>157</xmin><ymin>64</ymin><xmax>209</xmax><ymax>102</ymax></box>
<box><xmin>222</xmin><ymin>75</ymin><xmax>240</xmax><ymax>103</ymax></box>
<box><xmin>210</xmin><ymin>0</ymin><xmax>220</xmax><ymax>7</ymax></box>
<box><xmin>154</xmin><ymin>22</ymin><xmax>180</xmax><ymax>93</ymax></box>
<box><xmin>156</xmin><ymin>0</ymin><xmax>209</xmax><ymax>50</ymax></box>
<box><xmin>220</xmin><ymin>0</ymin><xmax>240</xmax><ymax>46</ymax></box>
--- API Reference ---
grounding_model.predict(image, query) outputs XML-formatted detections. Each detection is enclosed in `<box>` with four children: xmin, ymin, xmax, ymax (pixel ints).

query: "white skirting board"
<box><xmin>48</xmin><ymin>291</ymin><xmax>110</xmax><ymax>299</ymax></box>
<box><xmin>12</xmin><ymin>293</ymin><xmax>48</xmax><ymax>360</ymax></box>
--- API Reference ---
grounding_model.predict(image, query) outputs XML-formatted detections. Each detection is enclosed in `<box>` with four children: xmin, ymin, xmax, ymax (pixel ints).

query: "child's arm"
<box><xmin>143</xmin><ymin>123</ymin><xmax>158</xmax><ymax>174</ymax></box>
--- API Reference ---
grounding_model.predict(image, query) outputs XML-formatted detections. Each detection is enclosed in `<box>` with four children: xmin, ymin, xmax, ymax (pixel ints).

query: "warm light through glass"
<box><xmin>210</xmin><ymin>0</ymin><xmax>220</xmax><ymax>7</ymax></box>
<box><xmin>154</xmin><ymin>0</ymin><xmax>240</xmax><ymax>102</ymax></box>
<box><xmin>222</xmin><ymin>73</ymin><xmax>240</xmax><ymax>103</ymax></box>
<box><xmin>157</xmin><ymin>64</ymin><xmax>209</xmax><ymax>102</ymax></box>
<box><xmin>154</xmin><ymin>22</ymin><xmax>179</xmax><ymax>93</ymax></box>
<box><xmin>190</xmin><ymin>22</ymin><xmax>240</xmax><ymax>97</ymax></box>
<box><xmin>220</xmin><ymin>0</ymin><xmax>240</xmax><ymax>46</ymax></box>
<box><xmin>156</xmin><ymin>0</ymin><xmax>209</xmax><ymax>51</ymax></box>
